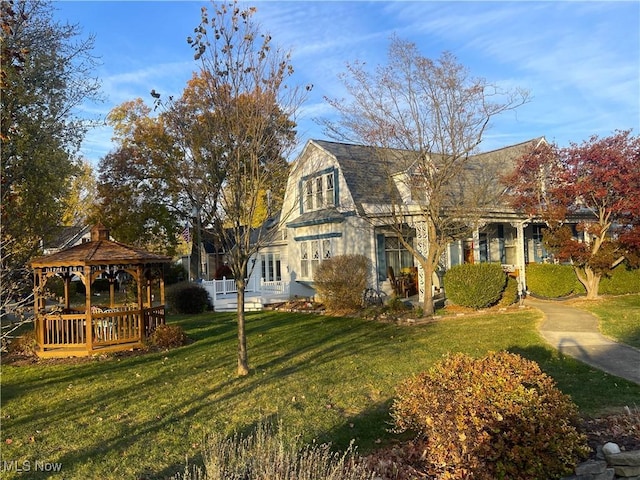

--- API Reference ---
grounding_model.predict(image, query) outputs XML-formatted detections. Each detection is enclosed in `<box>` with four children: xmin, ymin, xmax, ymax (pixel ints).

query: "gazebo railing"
<box><xmin>37</xmin><ymin>304</ymin><xmax>166</xmax><ymax>352</ymax></box>
<box><xmin>143</xmin><ymin>305</ymin><xmax>165</xmax><ymax>336</ymax></box>
<box><xmin>39</xmin><ymin>313</ymin><xmax>86</xmax><ymax>347</ymax></box>
<box><xmin>92</xmin><ymin>306</ymin><xmax>141</xmax><ymax>347</ymax></box>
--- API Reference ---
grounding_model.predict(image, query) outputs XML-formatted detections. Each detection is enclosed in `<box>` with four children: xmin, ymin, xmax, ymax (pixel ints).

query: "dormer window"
<box><xmin>300</xmin><ymin>168</ymin><xmax>337</xmax><ymax>212</ymax></box>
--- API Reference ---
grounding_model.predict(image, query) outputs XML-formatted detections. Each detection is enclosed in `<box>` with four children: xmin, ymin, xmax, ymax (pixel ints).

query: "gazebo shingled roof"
<box><xmin>30</xmin><ymin>223</ymin><xmax>172</xmax><ymax>268</ymax></box>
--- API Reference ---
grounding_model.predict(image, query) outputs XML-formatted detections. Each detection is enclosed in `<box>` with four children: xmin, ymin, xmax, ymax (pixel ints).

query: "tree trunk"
<box><xmin>575</xmin><ymin>266</ymin><xmax>601</xmax><ymax>300</ymax></box>
<box><xmin>236</xmin><ymin>284</ymin><xmax>249</xmax><ymax>376</ymax></box>
<box><xmin>421</xmin><ymin>262</ymin><xmax>435</xmax><ymax>316</ymax></box>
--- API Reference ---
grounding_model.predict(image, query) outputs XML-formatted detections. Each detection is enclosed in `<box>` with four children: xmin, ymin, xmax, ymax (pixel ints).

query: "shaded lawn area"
<box><xmin>569</xmin><ymin>294</ymin><xmax>640</xmax><ymax>349</ymax></box>
<box><xmin>2</xmin><ymin>304</ymin><xmax>639</xmax><ymax>480</ymax></box>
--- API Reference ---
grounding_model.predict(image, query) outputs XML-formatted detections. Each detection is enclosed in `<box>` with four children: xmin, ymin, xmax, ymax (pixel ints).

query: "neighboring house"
<box><xmin>41</xmin><ymin>225</ymin><xmax>92</xmax><ymax>255</ymax></box>
<box><xmin>245</xmin><ymin>138</ymin><xmax>592</xmax><ymax>306</ymax></box>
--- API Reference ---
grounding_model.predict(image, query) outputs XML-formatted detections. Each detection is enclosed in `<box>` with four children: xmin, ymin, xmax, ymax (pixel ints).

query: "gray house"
<box><xmin>209</xmin><ymin>138</ymin><xmax>589</xmax><ymax>309</ymax></box>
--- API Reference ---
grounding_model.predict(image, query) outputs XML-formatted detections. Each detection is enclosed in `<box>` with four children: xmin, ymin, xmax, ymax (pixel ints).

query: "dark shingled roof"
<box><xmin>311</xmin><ymin>138</ymin><xmax>545</xmax><ymax>211</ymax></box>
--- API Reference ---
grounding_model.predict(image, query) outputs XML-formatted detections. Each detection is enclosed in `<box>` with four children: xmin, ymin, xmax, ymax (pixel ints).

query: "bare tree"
<box><xmin>322</xmin><ymin>36</ymin><xmax>529</xmax><ymax>315</ymax></box>
<box><xmin>188</xmin><ymin>1</ymin><xmax>309</xmax><ymax>375</ymax></box>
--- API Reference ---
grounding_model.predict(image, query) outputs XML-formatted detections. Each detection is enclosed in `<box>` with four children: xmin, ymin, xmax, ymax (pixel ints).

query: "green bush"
<box><xmin>173</xmin><ymin>422</ymin><xmax>375</xmax><ymax>480</ymax></box>
<box><xmin>525</xmin><ymin>263</ymin><xmax>584</xmax><ymax>298</ymax></box>
<box><xmin>148</xmin><ymin>324</ymin><xmax>188</xmax><ymax>349</ymax></box>
<box><xmin>166</xmin><ymin>282</ymin><xmax>211</xmax><ymax>314</ymax></box>
<box><xmin>498</xmin><ymin>275</ymin><xmax>519</xmax><ymax>307</ymax></box>
<box><xmin>443</xmin><ymin>263</ymin><xmax>506</xmax><ymax>309</ymax></box>
<box><xmin>314</xmin><ymin>255</ymin><xmax>371</xmax><ymax>313</ymax></box>
<box><xmin>391</xmin><ymin>352</ymin><xmax>589</xmax><ymax>480</ymax></box>
<box><xmin>600</xmin><ymin>266</ymin><xmax>640</xmax><ymax>295</ymax></box>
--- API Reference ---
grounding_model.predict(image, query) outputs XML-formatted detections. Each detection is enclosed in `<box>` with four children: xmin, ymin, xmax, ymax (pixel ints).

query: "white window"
<box><xmin>261</xmin><ymin>253</ymin><xmax>281</xmax><ymax>282</ymax></box>
<box><xmin>302</xmin><ymin>171</ymin><xmax>336</xmax><ymax>212</ymax></box>
<box><xmin>300</xmin><ymin>238</ymin><xmax>332</xmax><ymax>279</ymax></box>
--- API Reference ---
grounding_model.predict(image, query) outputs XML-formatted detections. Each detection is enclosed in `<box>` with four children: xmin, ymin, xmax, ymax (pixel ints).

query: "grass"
<box><xmin>1</xmin><ymin>301</ymin><xmax>639</xmax><ymax>479</ymax></box>
<box><xmin>570</xmin><ymin>294</ymin><xmax>640</xmax><ymax>349</ymax></box>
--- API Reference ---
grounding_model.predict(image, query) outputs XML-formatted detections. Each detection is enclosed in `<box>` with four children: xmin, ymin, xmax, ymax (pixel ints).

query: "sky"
<box><xmin>52</xmin><ymin>0</ymin><xmax>640</xmax><ymax>165</ymax></box>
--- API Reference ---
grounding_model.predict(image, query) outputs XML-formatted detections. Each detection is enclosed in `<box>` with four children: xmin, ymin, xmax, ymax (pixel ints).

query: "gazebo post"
<box><xmin>137</xmin><ymin>265</ymin><xmax>144</xmax><ymax>341</ymax></box>
<box><xmin>34</xmin><ymin>269</ymin><xmax>45</xmax><ymax>347</ymax></box>
<box><xmin>85</xmin><ymin>269</ymin><xmax>93</xmax><ymax>352</ymax></box>
<box><xmin>108</xmin><ymin>273</ymin><xmax>116</xmax><ymax>309</ymax></box>
<box><xmin>62</xmin><ymin>273</ymin><xmax>72</xmax><ymax>310</ymax></box>
<box><xmin>146</xmin><ymin>272</ymin><xmax>152</xmax><ymax>306</ymax></box>
<box><xmin>160</xmin><ymin>274</ymin><xmax>165</xmax><ymax>305</ymax></box>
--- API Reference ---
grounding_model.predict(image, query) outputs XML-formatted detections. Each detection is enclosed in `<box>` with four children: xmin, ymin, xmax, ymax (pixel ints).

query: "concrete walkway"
<box><xmin>527</xmin><ymin>297</ymin><xmax>640</xmax><ymax>385</ymax></box>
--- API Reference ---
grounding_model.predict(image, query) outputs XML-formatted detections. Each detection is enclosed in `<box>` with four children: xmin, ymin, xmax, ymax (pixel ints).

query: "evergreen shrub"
<box><xmin>600</xmin><ymin>266</ymin><xmax>640</xmax><ymax>295</ymax></box>
<box><xmin>391</xmin><ymin>351</ymin><xmax>589</xmax><ymax>480</ymax></box>
<box><xmin>314</xmin><ymin>254</ymin><xmax>371</xmax><ymax>313</ymax></box>
<box><xmin>498</xmin><ymin>275</ymin><xmax>519</xmax><ymax>307</ymax></box>
<box><xmin>166</xmin><ymin>282</ymin><xmax>211</xmax><ymax>314</ymax></box>
<box><xmin>443</xmin><ymin>263</ymin><xmax>506</xmax><ymax>308</ymax></box>
<box><xmin>525</xmin><ymin>263</ymin><xmax>583</xmax><ymax>298</ymax></box>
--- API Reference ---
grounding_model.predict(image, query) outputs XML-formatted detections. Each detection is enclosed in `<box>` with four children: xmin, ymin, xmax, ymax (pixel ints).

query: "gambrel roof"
<box><xmin>309</xmin><ymin>137</ymin><xmax>546</xmax><ymax>213</ymax></box>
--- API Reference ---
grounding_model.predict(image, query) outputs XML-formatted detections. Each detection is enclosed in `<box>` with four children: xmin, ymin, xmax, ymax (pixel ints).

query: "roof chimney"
<box><xmin>91</xmin><ymin>223</ymin><xmax>110</xmax><ymax>241</ymax></box>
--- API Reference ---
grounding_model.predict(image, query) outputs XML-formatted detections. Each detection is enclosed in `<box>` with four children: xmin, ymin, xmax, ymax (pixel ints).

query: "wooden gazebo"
<box><xmin>29</xmin><ymin>224</ymin><xmax>172</xmax><ymax>358</ymax></box>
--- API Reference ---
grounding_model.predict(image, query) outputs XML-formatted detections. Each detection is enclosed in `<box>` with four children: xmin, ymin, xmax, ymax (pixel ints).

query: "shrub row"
<box><xmin>526</xmin><ymin>263</ymin><xmax>640</xmax><ymax>298</ymax></box>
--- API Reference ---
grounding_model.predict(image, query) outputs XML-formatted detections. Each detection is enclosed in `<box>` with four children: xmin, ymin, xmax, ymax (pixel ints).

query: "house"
<box><xmin>41</xmin><ymin>225</ymin><xmax>92</xmax><ymax>255</ymax></box>
<box><xmin>205</xmin><ymin>137</ymin><xmax>584</xmax><ymax>312</ymax></box>
<box><xmin>211</xmin><ymin>138</ymin><xmax>591</xmax><ymax>310</ymax></box>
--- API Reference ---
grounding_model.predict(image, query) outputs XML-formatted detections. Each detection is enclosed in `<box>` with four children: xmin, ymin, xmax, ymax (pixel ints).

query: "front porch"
<box><xmin>200</xmin><ymin>277</ymin><xmax>291</xmax><ymax>312</ymax></box>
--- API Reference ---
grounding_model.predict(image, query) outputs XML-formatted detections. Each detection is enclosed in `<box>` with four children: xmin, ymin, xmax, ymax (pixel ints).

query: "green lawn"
<box><xmin>1</xmin><ymin>303</ymin><xmax>639</xmax><ymax>480</ymax></box>
<box><xmin>571</xmin><ymin>294</ymin><xmax>640</xmax><ymax>349</ymax></box>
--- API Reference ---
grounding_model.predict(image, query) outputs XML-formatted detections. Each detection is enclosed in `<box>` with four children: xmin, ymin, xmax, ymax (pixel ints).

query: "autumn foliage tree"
<box><xmin>505</xmin><ymin>130</ymin><xmax>640</xmax><ymax>299</ymax></box>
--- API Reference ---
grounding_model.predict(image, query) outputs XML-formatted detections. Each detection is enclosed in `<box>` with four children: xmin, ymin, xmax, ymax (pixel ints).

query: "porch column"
<box><xmin>472</xmin><ymin>228</ymin><xmax>481</xmax><ymax>263</ymax></box>
<box><xmin>512</xmin><ymin>221</ymin><xmax>528</xmax><ymax>290</ymax></box>
<box><xmin>414</xmin><ymin>220</ymin><xmax>428</xmax><ymax>304</ymax></box>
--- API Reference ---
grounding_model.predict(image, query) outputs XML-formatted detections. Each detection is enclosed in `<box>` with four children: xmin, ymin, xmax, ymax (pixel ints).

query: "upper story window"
<box><xmin>301</xmin><ymin>168</ymin><xmax>337</xmax><ymax>212</ymax></box>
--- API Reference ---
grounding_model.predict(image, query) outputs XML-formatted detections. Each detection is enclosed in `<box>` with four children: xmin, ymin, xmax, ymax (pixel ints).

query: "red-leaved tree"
<box><xmin>504</xmin><ymin>130</ymin><xmax>640</xmax><ymax>299</ymax></box>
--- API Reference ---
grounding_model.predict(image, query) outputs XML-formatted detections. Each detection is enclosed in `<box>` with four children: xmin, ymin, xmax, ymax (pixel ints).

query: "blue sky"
<box><xmin>53</xmin><ymin>1</ymin><xmax>640</xmax><ymax>165</ymax></box>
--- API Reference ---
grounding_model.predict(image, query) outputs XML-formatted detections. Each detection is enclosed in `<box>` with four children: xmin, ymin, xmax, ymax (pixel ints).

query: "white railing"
<box><xmin>200</xmin><ymin>277</ymin><xmax>290</xmax><ymax>308</ymax></box>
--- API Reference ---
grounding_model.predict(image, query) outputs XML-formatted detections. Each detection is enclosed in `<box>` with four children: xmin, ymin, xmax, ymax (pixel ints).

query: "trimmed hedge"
<box><xmin>391</xmin><ymin>352</ymin><xmax>589</xmax><ymax>479</ymax></box>
<box><xmin>444</xmin><ymin>263</ymin><xmax>506</xmax><ymax>309</ymax></box>
<box><xmin>600</xmin><ymin>266</ymin><xmax>640</xmax><ymax>295</ymax></box>
<box><xmin>525</xmin><ymin>263</ymin><xmax>584</xmax><ymax>298</ymax></box>
<box><xmin>498</xmin><ymin>275</ymin><xmax>519</xmax><ymax>307</ymax></box>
